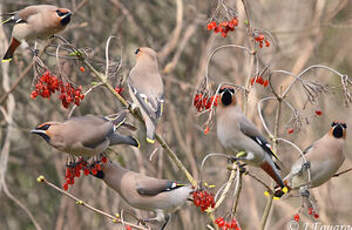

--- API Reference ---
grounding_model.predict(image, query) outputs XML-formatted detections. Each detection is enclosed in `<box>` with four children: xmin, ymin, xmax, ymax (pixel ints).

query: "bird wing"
<box><xmin>66</xmin><ymin>115</ymin><xmax>113</xmax><ymax>149</ymax></box>
<box><xmin>238</xmin><ymin>115</ymin><xmax>280</xmax><ymax>162</ymax></box>
<box><xmin>128</xmin><ymin>71</ymin><xmax>164</xmax><ymax>122</ymax></box>
<box><xmin>136</xmin><ymin>176</ymin><xmax>184</xmax><ymax>196</ymax></box>
<box><xmin>7</xmin><ymin>5</ymin><xmax>55</xmax><ymax>24</ymax></box>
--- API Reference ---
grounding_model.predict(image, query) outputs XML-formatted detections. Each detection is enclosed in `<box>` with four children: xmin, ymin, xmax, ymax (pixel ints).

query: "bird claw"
<box><xmin>299</xmin><ymin>188</ymin><xmax>310</xmax><ymax>198</ymax></box>
<box><xmin>302</xmin><ymin>161</ymin><xmax>311</xmax><ymax>170</ymax></box>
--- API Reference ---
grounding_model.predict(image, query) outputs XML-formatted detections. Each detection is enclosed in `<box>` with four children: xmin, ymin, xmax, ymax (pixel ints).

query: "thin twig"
<box><xmin>36</xmin><ymin>176</ymin><xmax>147</xmax><ymax>230</ymax></box>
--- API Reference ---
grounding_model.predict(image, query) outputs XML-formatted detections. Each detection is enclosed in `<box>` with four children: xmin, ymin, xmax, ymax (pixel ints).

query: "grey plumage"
<box><xmin>216</xmin><ymin>86</ymin><xmax>286</xmax><ymax>191</ymax></box>
<box><xmin>31</xmin><ymin>112</ymin><xmax>139</xmax><ymax>157</ymax></box>
<box><xmin>284</xmin><ymin>121</ymin><xmax>347</xmax><ymax>190</ymax></box>
<box><xmin>2</xmin><ymin>4</ymin><xmax>72</xmax><ymax>61</ymax></box>
<box><xmin>128</xmin><ymin>47</ymin><xmax>164</xmax><ymax>144</ymax></box>
<box><xmin>93</xmin><ymin>161</ymin><xmax>193</xmax><ymax>229</ymax></box>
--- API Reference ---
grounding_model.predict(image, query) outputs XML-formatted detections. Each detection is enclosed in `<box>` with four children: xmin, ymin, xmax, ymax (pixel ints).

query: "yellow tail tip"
<box><xmin>264</xmin><ymin>191</ymin><xmax>281</xmax><ymax>200</ymax></box>
<box><xmin>146</xmin><ymin>137</ymin><xmax>155</xmax><ymax>144</ymax></box>
<box><xmin>236</xmin><ymin>151</ymin><xmax>247</xmax><ymax>158</ymax></box>
<box><xmin>282</xmin><ymin>187</ymin><xmax>288</xmax><ymax>194</ymax></box>
<box><xmin>135</xmin><ymin>138</ymin><xmax>141</xmax><ymax>148</ymax></box>
<box><xmin>2</xmin><ymin>58</ymin><xmax>12</xmax><ymax>63</ymax></box>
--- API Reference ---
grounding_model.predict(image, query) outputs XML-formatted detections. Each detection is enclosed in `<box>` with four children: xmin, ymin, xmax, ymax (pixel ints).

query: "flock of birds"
<box><xmin>1</xmin><ymin>4</ymin><xmax>348</xmax><ymax>229</ymax></box>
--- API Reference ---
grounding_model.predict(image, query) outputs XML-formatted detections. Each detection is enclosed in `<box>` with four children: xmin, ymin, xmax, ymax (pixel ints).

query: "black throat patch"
<box><xmin>60</xmin><ymin>15</ymin><xmax>71</xmax><ymax>26</ymax></box>
<box><xmin>221</xmin><ymin>91</ymin><xmax>232</xmax><ymax>106</ymax></box>
<box><xmin>333</xmin><ymin>126</ymin><xmax>344</xmax><ymax>138</ymax></box>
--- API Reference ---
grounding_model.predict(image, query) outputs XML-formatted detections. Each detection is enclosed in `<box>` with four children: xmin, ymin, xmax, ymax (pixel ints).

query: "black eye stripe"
<box><xmin>342</xmin><ymin>123</ymin><xmax>347</xmax><ymax>128</ymax></box>
<box><xmin>37</xmin><ymin>124</ymin><xmax>51</xmax><ymax>130</ymax></box>
<box><xmin>135</xmin><ymin>48</ymin><xmax>141</xmax><ymax>54</ymax></box>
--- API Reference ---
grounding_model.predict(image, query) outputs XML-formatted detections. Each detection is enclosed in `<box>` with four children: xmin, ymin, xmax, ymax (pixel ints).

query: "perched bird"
<box><xmin>216</xmin><ymin>86</ymin><xmax>287</xmax><ymax>194</ymax></box>
<box><xmin>275</xmin><ymin>121</ymin><xmax>347</xmax><ymax>196</ymax></box>
<box><xmin>31</xmin><ymin>112</ymin><xmax>139</xmax><ymax>157</ymax></box>
<box><xmin>1</xmin><ymin>4</ymin><xmax>72</xmax><ymax>62</ymax></box>
<box><xmin>93</xmin><ymin>161</ymin><xmax>193</xmax><ymax>230</ymax></box>
<box><xmin>128</xmin><ymin>47</ymin><xmax>164</xmax><ymax>144</ymax></box>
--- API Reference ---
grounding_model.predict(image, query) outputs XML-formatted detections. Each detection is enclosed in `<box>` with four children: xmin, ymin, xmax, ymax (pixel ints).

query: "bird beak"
<box><xmin>31</xmin><ymin>129</ymin><xmax>47</xmax><ymax>135</ymax></box>
<box><xmin>63</xmin><ymin>12</ymin><xmax>72</xmax><ymax>18</ymax></box>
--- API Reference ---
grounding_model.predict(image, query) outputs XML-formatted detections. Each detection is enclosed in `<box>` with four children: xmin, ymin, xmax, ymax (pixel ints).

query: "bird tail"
<box><xmin>2</xmin><ymin>38</ymin><xmax>21</xmax><ymax>62</ymax></box>
<box><xmin>1</xmin><ymin>14</ymin><xmax>15</xmax><ymax>24</ymax></box>
<box><xmin>273</xmin><ymin>180</ymin><xmax>291</xmax><ymax>198</ymax></box>
<box><xmin>260</xmin><ymin>161</ymin><xmax>288</xmax><ymax>198</ymax></box>
<box><xmin>145</xmin><ymin>117</ymin><xmax>156</xmax><ymax>144</ymax></box>
<box><xmin>109</xmin><ymin>133</ymin><xmax>140</xmax><ymax>148</ymax></box>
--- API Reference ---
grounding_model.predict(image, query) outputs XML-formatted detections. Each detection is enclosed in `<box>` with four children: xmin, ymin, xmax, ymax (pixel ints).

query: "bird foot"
<box><xmin>299</xmin><ymin>188</ymin><xmax>310</xmax><ymax>198</ymax></box>
<box><xmin>302</xmin><ymin>161</ymin><xmax>311</xmax><ymax>170</ymax></box>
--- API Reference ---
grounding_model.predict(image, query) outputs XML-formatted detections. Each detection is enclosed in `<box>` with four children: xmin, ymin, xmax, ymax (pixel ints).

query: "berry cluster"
<box><xmin>59</xmin><ymin>84</ymin><xmax>85</xmax><ymax>108</ymax></box>
<box><xmin>63</xmin><ymin>155</ymin><xmax>108</xmax><ymax>191</ymax></box>
<box><xmin>307</xmin><ymin>208</ymin><xmax>319</xmax><ymax>219</ymax></box>
<box><xmin>214</xmin><ymin>217</ymin><xmax>241</xmax><ymax>230</ymax></box>
<box><xmin>250</xmin><ymin>76</ymin><xmax>269</xmax><ymax>87</ymax></box>
<box><xmin>293</xmin><ymin>210</ymin><xmax>319</xmax><ymax>223</ymax></box>
<box><xmin>254</xmin><ymin>34</ymin><xmax>270</xmax><ymax>48</ymax></box>
<box><xmin>207</xmin><ymin>17</ymin><xmax>239</xmax><ymax>38</ymax></box>
<box><xmin>194</xmin><ymin>94</ymin><xmax>219</xmax><ymax>112</ymax></box>
<box><xmin>192</xmin><ymin>190</ymin><xmax>215</xmax><ymax>212</ymax></box>
<box><xmin>31</xmin><ymin>71</ymin><xmax>85</xmax><ymax>108</ymax></box>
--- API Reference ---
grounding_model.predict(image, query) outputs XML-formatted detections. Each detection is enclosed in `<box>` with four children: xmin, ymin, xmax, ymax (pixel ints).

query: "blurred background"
<box><xmin>0</xmin><ymin>0</ymin><xmax>351</xmax><ymax>229</ymax></box>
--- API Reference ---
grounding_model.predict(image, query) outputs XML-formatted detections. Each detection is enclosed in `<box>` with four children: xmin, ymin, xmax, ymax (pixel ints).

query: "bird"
<box><xmin>1</xmin><ymin>4</ymin><xmax>72</xmax><ymax>62</ymax></box>
<box><xmin>216</xmin><ymin>85</ymin><xmax>287</xmax><ymax>195</ymax></box>
<box><xmin>31</xmin><ymin>112</ymin><xmax>139</xmax><ymax>157</ymax></box>
<box><xmin>128</xmin><ymin>47</ymin><xmax>164</xmax><ymax>144</ymax></box>
<box><xmin>275</xmin><ymin>121</ymin><xmax>347</xmax><ymax>196</ymax></box>
<box><xmin>92</xmin><ymin>160</ymin><xmax>193</xmax><ymax>230</ymax></box>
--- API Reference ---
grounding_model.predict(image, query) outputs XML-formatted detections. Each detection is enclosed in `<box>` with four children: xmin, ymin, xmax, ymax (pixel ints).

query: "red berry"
<box><xmin>96</xmin><ymin>163</ymin><xmax>102</xmax><ymax>171</ymax></box>
<box><xmin>80</xmin><ymin>66</ymin><xmax>85</xmax><ymax>72</ymax></box>
<box><xmin>125</xmin><ymin>225</ymin><xmax>132</xmax><ymax>230</ymax></box>
<box><xmin>84</xmin><ymin>168</ymin><xmax>90</xmax><ymax>176</ymax></box>
<box><xmin>288</xmin><ymin>128</ymin><xmax>294</xmax><ymax>134</ymax></box>
<box><xmin>294</xmin><ymin>213</ymin><xmax>300</xmax><ymax>222</ymax></box>
<box><xmin>214</xmin><ymin>26</ymin><xmax>221</xmax><ymax>33</ymax></box>
<box><xmin>308</xmin><ymin>208</ymin><xmax>313</xmax><ymax>215</ymax></box>
<box><xmin>313</xmin><ymin>213</ymin><xmax>319</xmax><ymax>219</ymax></box>
<box><xmin>231</xmin><ymin>18</ymin><xmax>238</xmax><ymax>26</ymax></box>
<box><xmin>315</xmin><ymin>110</ymin><xmax>322</xmax><ymax>116</ymax></box>
<box><xmin>91</xmin><ymin>168</ymin><xmax>97</xmax><ymax>175</ymax></box>
<box><xmin>101</xmin><ymin>156</ymin><xmax>107</xmax><ymax>163</ymax></box>
<box><xmin>265</xmin><ymin>40</ymin><xmax>270</xmax><ymax>47</ymax></box>
<box><xmin>63</xmin><ymin>183</ymin><xmax>69</xmax><ymax>191</ymax></box>
<box><xmin>256</xmin><ymin>76</ymin><xmax>264</xmax><ymax>85</ymax></box>
<box><xmin>204</xmin><ymin>126</ymin><xmax>210</xmax><ymax>135</ymax></box>
<box><xmin>255</xmin><ymin>34</ymin><xmax>265</xmax><ymax>42</ymax></box>
<box><xmin>263</xmin><ymin>80</ymin><xmax>269</xmax><ymax>87</ymax></box>
<box><xmin>250</xmin><ymin>78</ymin><xmax>255</xmax><ymax>86</ymax></box>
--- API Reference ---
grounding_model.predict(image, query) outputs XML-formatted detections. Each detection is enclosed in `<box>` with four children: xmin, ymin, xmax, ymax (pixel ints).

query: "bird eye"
<box><xmin>56</xmin><ymin>10</ymin><xmax>66</xmax><ymax>17</ymax></box>
<box><xmin>331</xmin><ymin>121</ymin><xmax>337</xmax><ymax>127</ymax></box>
<box><xmin>135</xmin><ymin>48</ymin><xmax>141</xmax><ymax>55</ymax></box>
